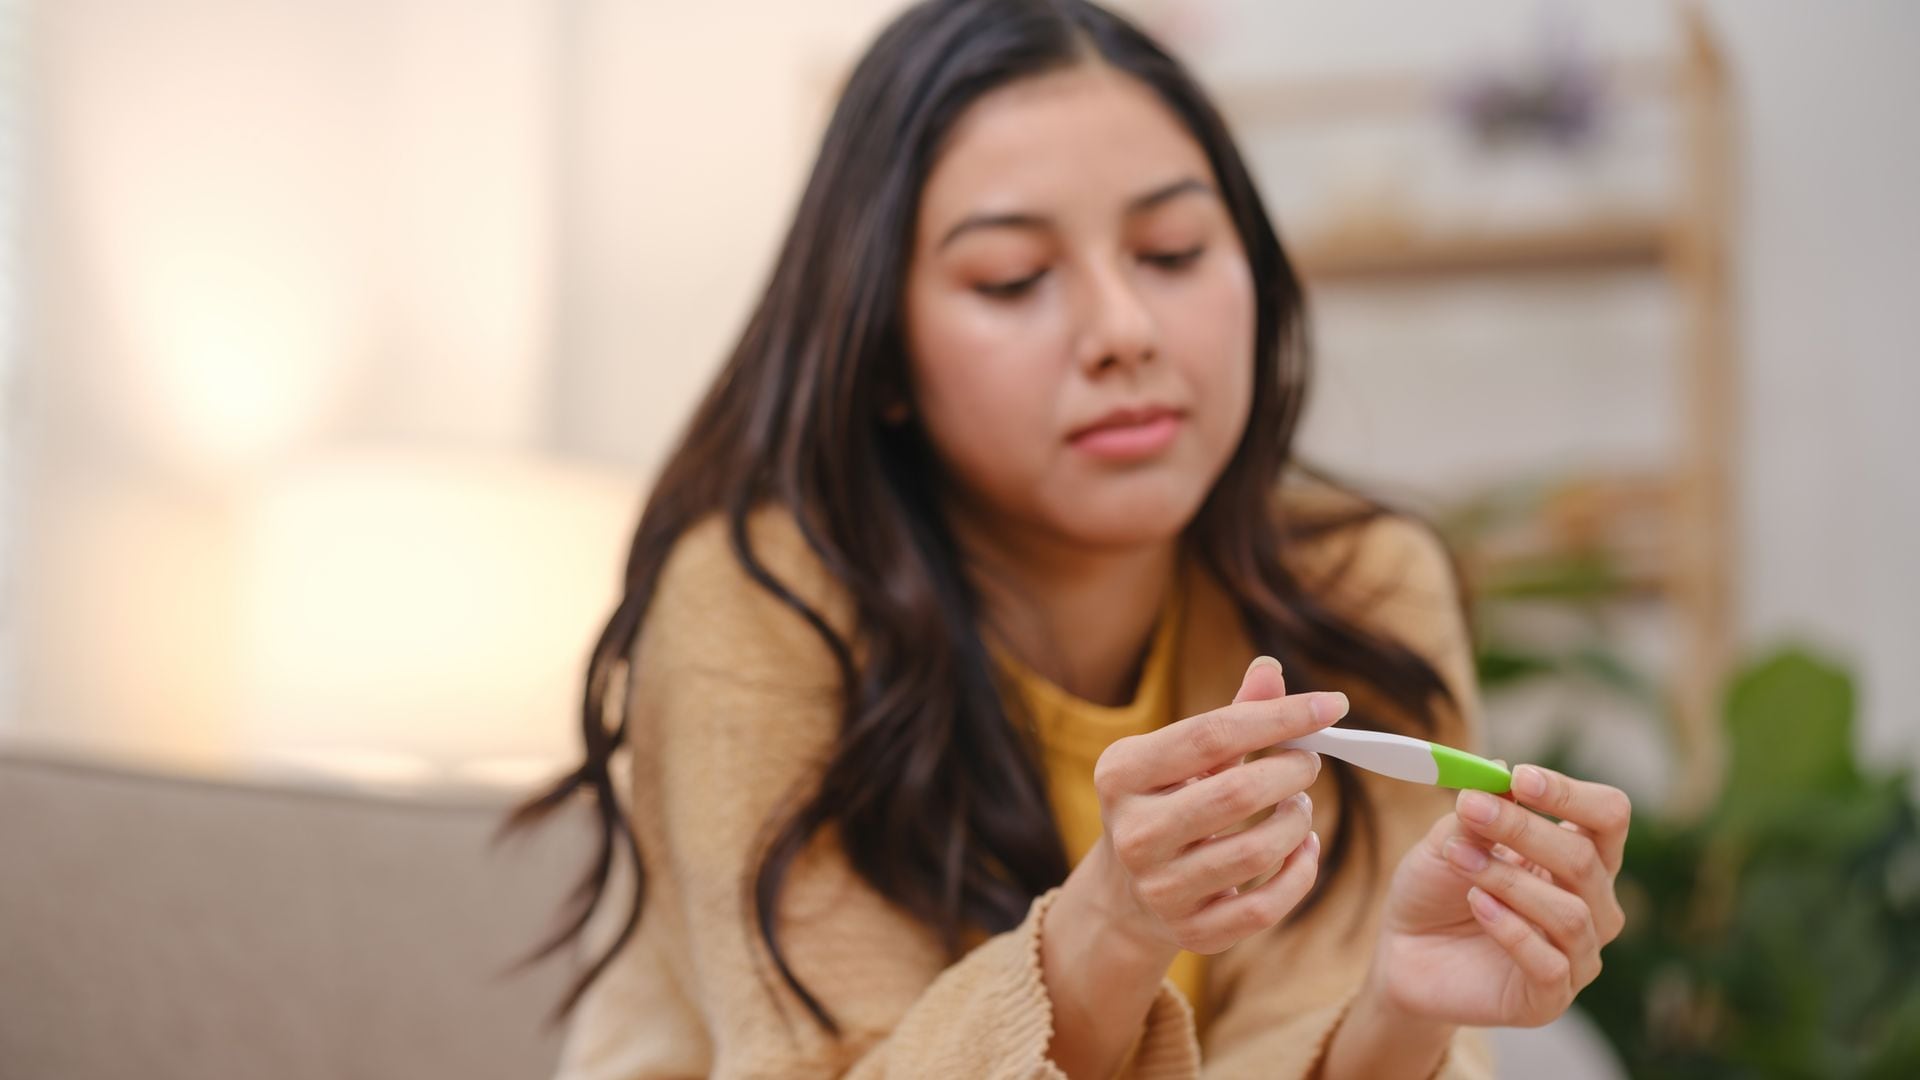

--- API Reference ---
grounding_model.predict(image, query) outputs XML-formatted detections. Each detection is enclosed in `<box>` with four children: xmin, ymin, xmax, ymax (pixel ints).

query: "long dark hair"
<box><xmin>502</xmin><ymin>0</ymin><xmax>1460</xmax><ymax>1037</ymax></box>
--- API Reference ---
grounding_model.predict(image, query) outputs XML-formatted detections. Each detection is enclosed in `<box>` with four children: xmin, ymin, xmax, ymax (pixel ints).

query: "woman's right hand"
<box><xmin>1089</xmin><ymin>656</ymin><xmax>1347</xmax><ymax>956</ymax></box>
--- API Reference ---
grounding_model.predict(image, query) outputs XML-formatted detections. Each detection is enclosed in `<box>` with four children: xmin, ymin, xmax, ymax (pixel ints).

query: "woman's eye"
<box><xmin>1142</xmin><ymin>246</ymin><xmax>1205</xmax><ymax>270</ymax></box>
<box><xmin>974</xmin><ymin>269</ymin><xmax>1048</xmax><ymax>299</ymax></box>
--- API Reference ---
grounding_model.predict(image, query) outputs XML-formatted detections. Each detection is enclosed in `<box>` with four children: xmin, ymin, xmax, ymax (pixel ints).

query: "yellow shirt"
<box><xmin>986</xmin><ymin>572</ymin><xmax>1211</xmax><ymax>1033</ymax></box>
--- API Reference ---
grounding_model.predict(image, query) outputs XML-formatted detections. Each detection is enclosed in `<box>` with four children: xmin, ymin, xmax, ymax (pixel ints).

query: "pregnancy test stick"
<box><xmin>1279</xmin><ymin>727</ymin><xmax>1512</xmax><ymax>793</ymax></box>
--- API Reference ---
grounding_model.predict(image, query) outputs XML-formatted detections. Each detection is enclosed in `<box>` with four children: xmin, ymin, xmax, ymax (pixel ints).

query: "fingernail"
<box><xmin>1445</xmin><ymin>838</ymin><xmax>1490</xmax><ymax>873</ymax></box>
<box><xmin>1515</xmin><ymin>765</ymin><xmax>1547</xmax><ymax>799</ymax></box>
<box><xmin>1251</xmin><ymin>655</ymin><xmax>1283</xmax><ymax>676</ymax></box>
<box><xmin>1311</xmin><ymin>692</ymin><xmax>1349</xmax><ymax>723</ymax></box>
<box><xmin>1305</xmin><ymin>830</ymin><xmax>1321</xmax><ymax>856</ymax></box>
<box><xmin>1467</xmin><ymin>886</ymin><xmax>1504</xmax><ymax>923</ymax></box>
<box><xmin>1458</xmin><ymin>789</ymin><xmax>1499</xmax><ymax>824</ymax></box>
<box><xmin>1297</xmin><ymin>792</ymin><xmax>1313</xmax><ymax>817</ymax></box>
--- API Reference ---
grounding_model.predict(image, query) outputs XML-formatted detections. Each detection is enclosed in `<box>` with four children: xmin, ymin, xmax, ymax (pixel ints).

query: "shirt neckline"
<box><xmin>986</xmin><ymin>566</ymin><xmax>1188</xmax><ymax>758</ymax></box>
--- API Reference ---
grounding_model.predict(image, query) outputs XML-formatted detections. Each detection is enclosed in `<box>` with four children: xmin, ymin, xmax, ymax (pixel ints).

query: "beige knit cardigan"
<box><xmin>551</xmin><ymin>494</ymin><xmax>1498</xmax><ymax>1079</ymax></box>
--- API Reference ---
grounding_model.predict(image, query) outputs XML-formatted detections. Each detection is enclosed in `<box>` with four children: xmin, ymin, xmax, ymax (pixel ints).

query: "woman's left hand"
<box><xmin>1362</xmin><ymin>764</ymin><xmax>1632</xmax><ymax>1029</ymax></box>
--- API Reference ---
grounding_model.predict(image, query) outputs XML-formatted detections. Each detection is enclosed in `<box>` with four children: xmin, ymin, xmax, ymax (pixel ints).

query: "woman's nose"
<box><xmin>1074</xmin><ymin>260</ymin><xmax>1159</xmax><ymax>374</ymax></box>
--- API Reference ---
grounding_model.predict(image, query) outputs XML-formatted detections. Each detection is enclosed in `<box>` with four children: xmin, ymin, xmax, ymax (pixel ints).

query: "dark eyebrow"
<box><xmin>936</xmin><ymin>176</ymin><xmax>1215</xmax><ymax>252</ymax></box>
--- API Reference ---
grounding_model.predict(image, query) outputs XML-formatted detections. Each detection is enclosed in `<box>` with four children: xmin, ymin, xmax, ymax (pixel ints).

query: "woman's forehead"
<box><xmin>918</xmin><ymin>65</ymin><xmax>1214</xmax><ymax>235</ymax></box>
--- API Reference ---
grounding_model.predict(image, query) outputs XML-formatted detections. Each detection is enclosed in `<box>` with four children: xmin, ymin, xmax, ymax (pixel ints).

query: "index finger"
<box><xmin>1510</xmin><ymin>764</ymin><xmax>1632</xmax><ymax>874</ymax></box>
<box><xmin>1111</xmin><ymin>691</ymin><xmax>1349</xmax><ymax>793</ymax></box>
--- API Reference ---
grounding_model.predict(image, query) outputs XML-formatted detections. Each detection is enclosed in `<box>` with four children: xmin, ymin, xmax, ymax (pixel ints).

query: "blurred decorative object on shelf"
<box><xmin>1446</xmin><ymin>5</ymin><xmax>1606</xmax><ymax>151</ymax></box>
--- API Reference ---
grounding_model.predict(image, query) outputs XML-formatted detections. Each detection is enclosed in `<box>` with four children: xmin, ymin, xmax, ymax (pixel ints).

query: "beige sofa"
<box><xmin>0</xmin><ymin>747</ymin><xmax>595</xmax><ymax>1080</ymax></box>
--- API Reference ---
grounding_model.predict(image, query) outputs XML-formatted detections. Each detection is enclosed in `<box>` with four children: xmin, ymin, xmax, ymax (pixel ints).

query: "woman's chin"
<box><xmin>1055</xmin><ymin>486</ymin><xmax>1206</xmax><ymax>550</ymax></box>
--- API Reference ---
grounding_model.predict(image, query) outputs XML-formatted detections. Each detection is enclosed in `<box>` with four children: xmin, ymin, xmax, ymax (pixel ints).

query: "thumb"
<box><xmin>1234</xmin><ymin>654</ymin><xmax>1287</xmax><ymax>704</ymax></box>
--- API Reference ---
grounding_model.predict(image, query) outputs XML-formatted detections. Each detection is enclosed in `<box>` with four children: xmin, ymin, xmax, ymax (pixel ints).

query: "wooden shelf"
<box><xmin>1293</xmin><ymin>216</ymin><xmax>1672</xmax><ymax>281</ymax></box>
<box><xmin>1221</xmin><ymin>2</ymin><xmax>1735</xmax><ymax>815</ymax></box>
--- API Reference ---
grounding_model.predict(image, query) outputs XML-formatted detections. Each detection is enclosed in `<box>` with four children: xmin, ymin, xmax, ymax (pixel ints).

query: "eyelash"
<box><xmin>973</xmin><ymin>246</ymin><xmax>1207</xmax><ymax>299</ymax></box>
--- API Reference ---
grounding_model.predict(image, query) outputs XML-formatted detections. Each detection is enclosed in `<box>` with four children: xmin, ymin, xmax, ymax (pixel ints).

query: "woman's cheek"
<box><xmin>1185</xmin><ymin>267</ymin><xmax>1258</xmax><ymax>457</ymax></box>
<box><xmin>1213</xmin><ymin>267</ymin><xmax>1259</xmax><ymax>434</ymax></box>
<box><xmin>914</xmin><ymin>347</ymin><xmax>1057</xmax><ymax>503</ymax></box>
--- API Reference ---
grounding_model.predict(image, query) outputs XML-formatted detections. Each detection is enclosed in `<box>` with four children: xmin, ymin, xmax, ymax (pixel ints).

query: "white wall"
<box><xmin>1703</xmin><ymin>1</ymin><xmax>1920</xmax><ymax>771</ymax></box>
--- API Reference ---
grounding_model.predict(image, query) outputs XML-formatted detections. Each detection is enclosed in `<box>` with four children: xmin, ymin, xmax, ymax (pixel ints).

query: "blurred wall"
<box><xmin>16</xmin><ymin>0</ymin><xmax>602</xmax><ymax>773</ymax></box>
<box><xmin>12</xmin><ymin>0</ymin><xmax>1918</xmax><ymax>779</ymax></box>
<box><xmin>545</xmin><ymin>0</ymin><xmax>1920</xmax><ymax>772</ymax></box>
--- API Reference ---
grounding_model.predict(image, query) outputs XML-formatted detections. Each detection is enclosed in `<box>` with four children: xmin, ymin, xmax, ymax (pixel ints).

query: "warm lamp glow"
<box><xmin>131</xmin><ymin>243</ymin><xmax>358</xmax><ymax>478</ymax></box>
<box><xmin>233</xmin><ymin>445</ymin><xmax>640</xmax><ymax>777</ymax></box>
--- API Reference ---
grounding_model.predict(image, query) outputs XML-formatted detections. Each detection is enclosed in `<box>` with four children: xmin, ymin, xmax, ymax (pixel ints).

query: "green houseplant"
<box><xmin>1436</xmin><ymin>478</ymin><xmax>1920</xmax><ymax>1076</ymax></box>
<box><xmin>1578</xmin><ymin>648</ymin><xmax>1920</xmax><ymax>1078</ymax></box>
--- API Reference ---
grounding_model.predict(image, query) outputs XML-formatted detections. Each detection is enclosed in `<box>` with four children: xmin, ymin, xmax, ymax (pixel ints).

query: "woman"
<box><xmin>505</xmin><ymin>1</ymin><xmax>1632</xmax><ymax>1076</ymax></box>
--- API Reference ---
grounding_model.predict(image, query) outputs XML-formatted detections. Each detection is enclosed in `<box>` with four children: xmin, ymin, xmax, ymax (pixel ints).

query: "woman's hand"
<box><xmin>1363</xmin><ymin>764</ymin><xmax>1632</xmax><ymax>1028</ymax></box>
<box><xmin>1087</xmin><ymin>656</ymin><xmax>1344</xmax><ymax>957</ymax></box>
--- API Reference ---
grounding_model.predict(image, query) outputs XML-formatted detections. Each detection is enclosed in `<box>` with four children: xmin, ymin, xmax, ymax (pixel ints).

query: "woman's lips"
<box><xmin>1068</xmin><ymin>411</ymin><xmax>1184</xmax><ymax>461</ymax></box>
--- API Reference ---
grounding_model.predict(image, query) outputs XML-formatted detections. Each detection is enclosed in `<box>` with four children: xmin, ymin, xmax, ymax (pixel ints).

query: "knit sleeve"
<box><xmin>1195</xmin><ymin>512</ymin><xmax>1496</xmax><ymax>1079</ymax></box>
<box><xmin>550</xmin><ymin>508</ymin><xmax>1201</xmax><ymax>1080</ymax></box>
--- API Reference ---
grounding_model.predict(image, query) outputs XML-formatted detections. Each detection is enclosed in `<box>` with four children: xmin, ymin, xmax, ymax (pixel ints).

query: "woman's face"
<box><xmin>903</xmin><ymin>62</ymin><xmax>1256</xmax><ymax>551</ymax></box>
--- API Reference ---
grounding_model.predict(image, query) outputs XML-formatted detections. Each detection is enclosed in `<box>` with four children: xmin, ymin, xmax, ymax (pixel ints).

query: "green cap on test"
<box><xmin>1429</xmin><ymin>744</ymin><xmax>1513</xmax><ymax>793</ymax></box>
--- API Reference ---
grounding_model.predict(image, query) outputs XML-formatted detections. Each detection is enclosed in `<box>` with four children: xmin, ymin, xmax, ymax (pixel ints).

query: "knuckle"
<box><xmin>1478</xmin><ymin>857</ymin><xmax>1514</xmax><ymax>892</ymax></box>
<box><xmin>1191</xmin><ymin>711</ymin><xmax>1235</xmax><ymax>761</ymax></box>
<box><xmin>1554</xmin><ymin>904</ymin><xmax>1594</xmax><ymax>945</ymax></box>
<box><xmin>1111</xmin><ymin>822</ymin><xmax>1150</xmax><ymax>866</ymax></box>
<box><xmin>1544</xmin><ymin>771</ymin><xmax>1574</xmax><ymax>813</ymax></box>
<box><xmin>1295</xmin><ymin>846</ymin><xmax>1321</xmax><ymax>887</ymax></box>
<box><xmin>1093</xmin><ymin>741</ymin><xmax>1133</xmax><ymax>794</ymax></box>
<box><xmin>1134</xmin><ymin>873</ymin><xmax>1174</xmax><ymax>913</ymax></box>
<box><xmin>1602</xmin><ymin>897</ymin><xmax>1627</xmax><ymax>940</ymax></box>
<box><xmin>1209</xmin><ymin>771</ymin><xmax>1257</xmax><ymax>820</ymax></box>
<box><xmin>1488</xmin><ymin>802</ymin><xmax>1526</xmax><ymax>842</ymax></box>
<box><xmin>1240</xmin><ymin>896</ymin><xmax>1282</xmax><ymax>935</ymax></box>
<box><xmin>1188</xmin><ymin>929</ymin><xmax>1229</xmax><ymax>956</ymax></box>
<box><xmin>1540</xmin><ymin>950</ymin><xmax>1572</xmax><ymax>986</ymax></box>
<box><xmin>1226</xmin><ymin>839</ymin><xmax>1271</xmax><ymax>881</ymax></box>
<box><xmin>1261</xmin><ymin>820</ymin><xmax>1305</xmax><ymax>867</ymax></box>
<box><xmin>1599</xmin><ymin>790</ymin><xmax>1633</xmax><ymax>832</ymax></box>
<box><xmin>1281</xmin><ymin>748</ymin><xmax>1320</xmax><ymax>788</ymax></box>
<box><xmin>1574</xmin><ymin>847</ymin><xmax>1608</xmax><ymax>890</ymax></box>
<box><xmin>1247</xmin><ymin>869</ymin><xmax>1311</xmax><ymax>935</ymax></box>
